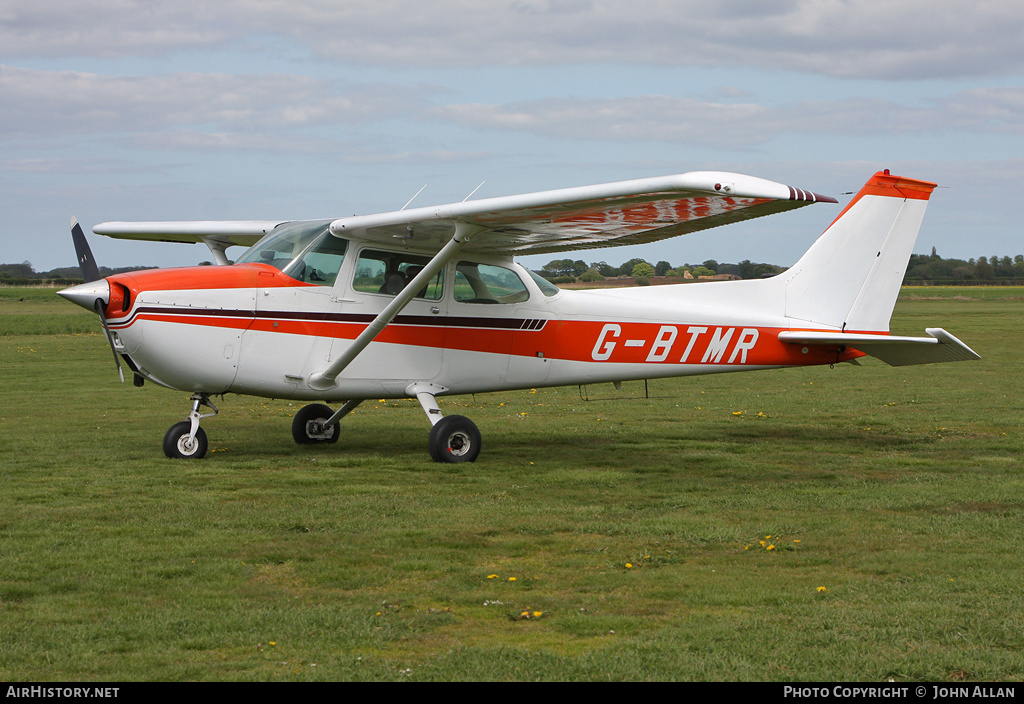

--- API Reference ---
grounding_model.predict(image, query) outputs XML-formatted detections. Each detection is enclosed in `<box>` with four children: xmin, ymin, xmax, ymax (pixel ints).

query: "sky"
<box><xmin>2</xmin><ymin>0</ymin><xmax>1022</xmax><ymax>273</ymax></box>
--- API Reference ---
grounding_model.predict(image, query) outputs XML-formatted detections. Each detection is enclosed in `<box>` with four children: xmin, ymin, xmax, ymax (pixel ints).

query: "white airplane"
<box><xmin>59</xmin><ymin>169</ymin><xmax>979</xmax><ymax>462</ymax></box>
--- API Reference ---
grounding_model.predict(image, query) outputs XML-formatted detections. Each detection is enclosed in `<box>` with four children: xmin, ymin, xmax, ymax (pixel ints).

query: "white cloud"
<box><xmin>7</xmin><ymin>61</ymin><xmax>1023</xmax><ymax>157</ymax></box>
<box><xmin>2</xmin><ymin>1</ymin><xmax>1022</xmax><ymax>80</ymax></box>
<box><xmin>0</xmin><ymin>65</ymin><xmax>427</xmax><ymax>139</ymax></box>
<box><xmin>435</xmin><ymin>89</ymin><xmax>1024</xmax><ymax>145</ymax></box>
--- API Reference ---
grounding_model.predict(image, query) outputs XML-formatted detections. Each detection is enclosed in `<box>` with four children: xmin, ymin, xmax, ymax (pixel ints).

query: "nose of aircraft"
<box><xmin>57</xmin><ymin>279</ymin><xmax>111</xmax><ymax>311</ymax></box>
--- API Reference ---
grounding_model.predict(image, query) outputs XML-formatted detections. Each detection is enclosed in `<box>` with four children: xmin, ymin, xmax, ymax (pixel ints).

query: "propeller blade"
<box><xmin>94</xmin><ymin>298</ymin><xmax>125</xmax><ymax>384</ymax></box>
<box><xmin>71</xmin><ymin>216</ymin><xmax>101</xmax><ymax>283</ymax></box>
<box><xmin>61</xmin><ymin>219</ymin><xmax>122</xmax><ymax>382</ymax></box>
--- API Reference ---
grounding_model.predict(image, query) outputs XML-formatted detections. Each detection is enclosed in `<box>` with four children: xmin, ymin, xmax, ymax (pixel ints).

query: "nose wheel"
<box><xmin>163</xmin><ymin>422</ymin><xmax>208</xmax><ymax>459</ymax></box>
<box><xmin>163</xmin><ymin>393</ymin><xmax>217</xmax><ymax>459</ymax></box>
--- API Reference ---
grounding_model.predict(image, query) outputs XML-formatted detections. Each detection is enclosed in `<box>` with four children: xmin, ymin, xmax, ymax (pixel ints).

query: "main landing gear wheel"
<box><xmin>163</xmin><ymin>421</ymin><xmax>209</xmax><ymax>459</ymax></box>
<box><xmin>292</xmin><ymin>403</ymin><xmax>341</xmax><ymax>444</ymax></box>
<box><xmin>428</xmin><ymin>415</ymin><xmax>481</xmax><ymax>463</ymax></box>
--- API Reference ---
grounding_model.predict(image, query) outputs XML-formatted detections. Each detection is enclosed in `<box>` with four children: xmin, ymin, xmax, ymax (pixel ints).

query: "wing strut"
<box><xmin>306</xmin><ymin>222</ymin><xmax>484</xmax><ymax>391</ymax></box>
<box><xmin>200</xmin><ymin>237</ymin><xmax>233</xmax><ymax>266</ymax></box>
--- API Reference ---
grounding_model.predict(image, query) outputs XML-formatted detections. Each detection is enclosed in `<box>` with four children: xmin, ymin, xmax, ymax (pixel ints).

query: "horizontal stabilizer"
<box><xmin>779</xmin><ymin>328</ymin><xmax>980</xmax><ymax>367</ymax></box>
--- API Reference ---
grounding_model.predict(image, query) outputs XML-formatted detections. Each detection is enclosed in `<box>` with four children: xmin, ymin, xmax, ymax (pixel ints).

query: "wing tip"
<box><xmin>786</xmin><ymin>186</ymin><xmax>838</xmax><ymax>204</ymax></box>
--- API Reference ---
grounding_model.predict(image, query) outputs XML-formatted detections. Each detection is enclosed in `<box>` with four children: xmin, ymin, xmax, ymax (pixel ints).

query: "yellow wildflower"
<box><xmin>817</xmin><ymin>586</ymin><xmax>827</xmax><ymax>593</ymax></box>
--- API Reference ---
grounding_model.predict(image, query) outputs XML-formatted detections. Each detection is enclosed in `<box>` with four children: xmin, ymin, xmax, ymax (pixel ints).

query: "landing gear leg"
<box><xmin>163</xmin><ymin>393</ymin><xmax>218</xmax><ymax>459</ymax></box>
<box><xmin>410</xmin><ymin>383</ymin><xmax>481</xmax><ymax>463</ymax></box>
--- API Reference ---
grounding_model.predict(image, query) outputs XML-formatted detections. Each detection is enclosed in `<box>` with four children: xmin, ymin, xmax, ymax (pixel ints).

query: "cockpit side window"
<box><xmin>352</xmin><ymin>249</ymin><xmax>443</xmax><ymax>300</ymax></box>
<box><xmin>454</xmin><ymin>262</ymin><xmax>529</xmax><ymax>304</ymax></box>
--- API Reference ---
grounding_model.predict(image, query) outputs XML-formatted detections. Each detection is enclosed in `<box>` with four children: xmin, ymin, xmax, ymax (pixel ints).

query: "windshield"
<box><xmin>235</xmin><ymin>220</ymin><xmax>348</xmax><ymax>286</ymax></box>
<box><xmin>527</xmin><ymin>269</ymin><xmax>561</xmax><ymax>297</ymax></box>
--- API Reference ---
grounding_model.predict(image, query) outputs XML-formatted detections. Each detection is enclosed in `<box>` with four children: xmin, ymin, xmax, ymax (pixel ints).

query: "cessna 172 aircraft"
<box><xmin>59</xmin><ymin>169</ymin><xmax>979</xmax><ymax>462</ymax></box>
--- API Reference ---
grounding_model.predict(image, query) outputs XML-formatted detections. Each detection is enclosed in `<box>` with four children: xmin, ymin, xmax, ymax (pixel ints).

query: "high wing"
<box><xmin>330</xmin><ymin>171</ymin><xmax>836</xmax><ymax>255</ymax></box>
<box><xmin>92</xmin><ymin>220</ymin><xmax>284</xmax><ymax>246</ymax></box>
<box><xmin>92</xmin><ymin>220</ymin><xmax>287</xmax><ymax>264</ymax></box>
<box><xmin>92</xmin><ymin>172</ymin><xmax>835</xmax><ymax>261</ymax></box>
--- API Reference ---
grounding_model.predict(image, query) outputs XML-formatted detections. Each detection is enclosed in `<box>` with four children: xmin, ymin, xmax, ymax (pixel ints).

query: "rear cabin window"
<box><xmin>352</xmin><ymin>250</ymin><xmax>443</xmax><ymax>300</ymax></box>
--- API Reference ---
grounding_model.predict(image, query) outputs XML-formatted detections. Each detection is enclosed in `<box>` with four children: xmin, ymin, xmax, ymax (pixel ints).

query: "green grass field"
<box><xmin>0</xmin><ymin>287</ymin><xmax>1021</xmax><ymax>681</ymax></box>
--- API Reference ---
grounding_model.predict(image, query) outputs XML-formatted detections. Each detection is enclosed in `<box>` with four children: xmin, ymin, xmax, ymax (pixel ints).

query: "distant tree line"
<box><xmin>904</xmin><ymin>248</ymin><xmax>1024</xmax><ymax>285</ymax></box>
<box><xmin>537</xmin><ymin>249</ymin><xmax>1024</xmax><ymax>286</ymax></box>
<box><xmin>536</xmin><ymin>257</ymin><xmax>785</xmax><ymax>285</ymax></box>
<box><xmin>0</xmin><ymin>261</ymin><xmax>156</xmax><ymax>286</ymax></box>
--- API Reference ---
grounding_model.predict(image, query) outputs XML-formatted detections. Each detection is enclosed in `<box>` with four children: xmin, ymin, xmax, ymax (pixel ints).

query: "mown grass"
<box><xmin>0</xmin><ymin>287</ymin><xmax>1021</xmax><ymax>681</ymax></box>
<box><xmin>0</xmin><ymin>287</ymin><xmax>96</xmax><ymax>336</ymax></box>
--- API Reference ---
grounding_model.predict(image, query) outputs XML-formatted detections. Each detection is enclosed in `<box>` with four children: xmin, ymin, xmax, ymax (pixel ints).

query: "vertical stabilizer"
<box><xmin>782</xmin><ymin>171</ymin><xmax>936</xmax><ymax>333</ymax></box>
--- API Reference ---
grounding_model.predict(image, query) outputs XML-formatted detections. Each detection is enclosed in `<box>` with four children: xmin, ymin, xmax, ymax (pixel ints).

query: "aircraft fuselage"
<box><xmin>102</xmin><ymin>253</ymin><xmax>855</xmax><ymax>402</ymax></box>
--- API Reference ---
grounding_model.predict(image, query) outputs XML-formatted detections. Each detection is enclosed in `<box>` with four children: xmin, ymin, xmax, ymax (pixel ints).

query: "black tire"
<box><xmin>428</xmin><ymin>415</ymin><xmax>481</xmax><ymax>463</ymax></box>
<box><xmin>292</xmin><ymin>403</ymin><xmax>340</xmax><ymax>444</ymax></box>
<box><xmin>163</xmin><ymin>421</ymin><xmax>208</xmax><ymax>459</ymax></box>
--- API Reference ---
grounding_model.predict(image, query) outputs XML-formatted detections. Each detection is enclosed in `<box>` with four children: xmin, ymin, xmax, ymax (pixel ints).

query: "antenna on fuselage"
<box><xmin>401</xmin><ymin>184</ymin><xmax>428</xmax><ymax>211</ymax></box>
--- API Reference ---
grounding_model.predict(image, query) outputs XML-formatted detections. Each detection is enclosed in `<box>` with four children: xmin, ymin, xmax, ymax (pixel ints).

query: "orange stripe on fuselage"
<box><xmin>130</xmin><ymin>312</ymin><xmax>254</xmax><ymax>331</ymax></box>
<box><xmin>124</xmin><ymin>308</ymin><xmax>859</xmax><ymax>368</ymax></box>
